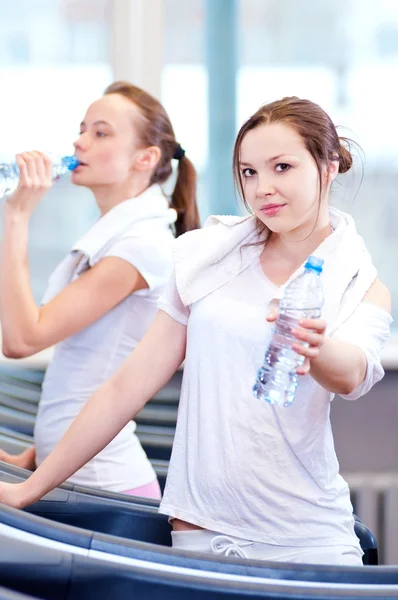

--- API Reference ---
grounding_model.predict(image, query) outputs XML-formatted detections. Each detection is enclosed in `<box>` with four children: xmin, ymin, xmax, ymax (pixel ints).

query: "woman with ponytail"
<box><xmin>0</xmin><ymin>81</ymin><xmax>199</xmax><ymax>497</ymax></box>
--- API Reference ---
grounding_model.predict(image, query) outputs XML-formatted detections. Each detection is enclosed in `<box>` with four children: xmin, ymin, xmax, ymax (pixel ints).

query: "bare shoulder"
<box><xmin>363</xmin><ymin>278</ymin><xmax>392</xmax><ymax>314</ymax></box>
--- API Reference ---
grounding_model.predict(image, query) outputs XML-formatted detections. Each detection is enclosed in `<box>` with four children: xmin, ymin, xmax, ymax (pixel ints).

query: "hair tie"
<box><xmin>173</xmin><ymin>143</ymin><xmax>185</xmax><ymax>161</ymax></box>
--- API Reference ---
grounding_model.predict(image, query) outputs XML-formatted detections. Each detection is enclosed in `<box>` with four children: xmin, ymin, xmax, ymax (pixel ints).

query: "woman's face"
<box><xmin>71</xmin><ymin>93</ymin><xmax>144</xmax><ymax>189</ymax></box>
<box><xmin>239</xmin><ymin>122</ymin><xmax>336</xmax><ymax>237</ymax></box>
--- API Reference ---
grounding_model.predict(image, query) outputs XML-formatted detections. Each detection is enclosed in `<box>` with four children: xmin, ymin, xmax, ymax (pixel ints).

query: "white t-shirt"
<box><xmin>158</xmin><ymin>259</ymin><xmax>391</xmax><ymax>548</ymax></box>
<box><xmin>35</xmin><ymin>186</ymin><xmax>176</xmax><ymax>491</ymax></box>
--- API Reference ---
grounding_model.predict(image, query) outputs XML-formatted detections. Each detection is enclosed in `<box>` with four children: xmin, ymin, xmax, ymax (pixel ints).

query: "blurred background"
<box><xmin>0</xmin><ymin>0</ymin><xmax>397</xmax><ymax>562</ymax></box>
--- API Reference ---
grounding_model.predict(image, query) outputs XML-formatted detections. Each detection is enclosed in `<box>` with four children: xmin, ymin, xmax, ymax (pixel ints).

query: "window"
<box><xmin>0</xmin><ymin>0</ymin><xmax>112</xmax><ymax>300</ymax></box>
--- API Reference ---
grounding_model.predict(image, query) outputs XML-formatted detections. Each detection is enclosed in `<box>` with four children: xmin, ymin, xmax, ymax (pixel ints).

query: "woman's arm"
<box><xmin>307</xmin><ymin>336</ymin><xmax>368</xmax><ymax>395</ymax></box>
<box><xmin>0</xmin><ymin>310</ymin><xmax>186</xmax><ymax>508</ymax></box>
<box><xmin>295</xmin><ymin>278</ymin><xmax>392</xmax><ymax>394</ymax></box>
<box><xmin>0</xmin><ymin>152</ymin><xmax>148</xmax><ymax>358</ymax></box>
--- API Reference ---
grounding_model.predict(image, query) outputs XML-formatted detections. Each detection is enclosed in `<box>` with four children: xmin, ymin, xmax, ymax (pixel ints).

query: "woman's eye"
<box><xmin>275</xmin><ymin>163</ymin><xmax>291</xmax><ymax>172</ymax></box>
<box><xmin>96</xmin><ymin>131</ymin><xmax>107</xmax><ymax>138</ymax></box>
<box><xmin>242</xmin><ymin>168</ymin><xmax>256</xmax><ymax>177</ymax></box>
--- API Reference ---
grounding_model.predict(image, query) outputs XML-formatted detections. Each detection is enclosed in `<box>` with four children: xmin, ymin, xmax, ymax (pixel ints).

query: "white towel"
<box><xmin>172</xmin><ymin>206</ymin><xmax>377</xmax><ymax>334</ymax></box>
<box><xmin>42</xmin><ymin>184</ymin><xmax>177</xmax><ymax>304</ymax></box>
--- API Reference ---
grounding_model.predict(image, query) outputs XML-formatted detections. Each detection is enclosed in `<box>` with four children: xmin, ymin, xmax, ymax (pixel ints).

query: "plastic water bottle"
<box><xmin>253</xmin><ymin>255</ymin><xmax>325</xmax><ymax>407</ymax></box>
<box><xmin>0</xmin><ymin>155</ymin><xmax>80</xmax><ymax>200</ymax></box>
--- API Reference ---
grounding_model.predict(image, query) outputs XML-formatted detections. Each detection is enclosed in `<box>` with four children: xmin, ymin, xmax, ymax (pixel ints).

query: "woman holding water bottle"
<box><xmin>0</xmin><ymin>81</ymin><xmax>199</xmax><ymax>498</ymax></box>
<box><xmin>0</xmin><ymin>97</ymin><xmax>391</xmax><ymax>564</ymax></box>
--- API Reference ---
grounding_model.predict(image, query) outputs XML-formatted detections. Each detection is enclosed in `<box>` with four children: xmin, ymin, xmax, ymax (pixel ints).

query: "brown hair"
<box><xmin>104</xmin><ymin>81</ymin><xmax>200</xmax><ymax>237</ymax></box>
<box><xmin>233</xmin><ymin>96</ymin><xmax>354</xmax><ymax>216</ymax></box>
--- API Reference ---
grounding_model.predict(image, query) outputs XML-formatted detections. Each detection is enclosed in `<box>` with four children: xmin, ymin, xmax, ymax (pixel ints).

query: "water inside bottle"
<box><xmin>0</xmin><ymin>164</ymin><xmax>18</xmax><ymax>199</ymax></box>
<box><xmin>253</xmin><ymin>307</ymin><xmax>321</xmax><ymax>406</ymax></box>
<box><xmin>0</xmin><ymin>156</ymin><xmax>78</xmax><ymax>205</ymax></box>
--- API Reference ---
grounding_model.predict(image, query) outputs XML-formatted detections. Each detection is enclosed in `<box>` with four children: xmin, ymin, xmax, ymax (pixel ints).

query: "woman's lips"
<box><xmin>73</xmin><ymin>162</ymin><xmax>88</xmax><ymax>171</ymax></box>
<box><xmin>260</xmin><ymin>203</ymin><xmax>286</xmax><ymax>217</ymax></box>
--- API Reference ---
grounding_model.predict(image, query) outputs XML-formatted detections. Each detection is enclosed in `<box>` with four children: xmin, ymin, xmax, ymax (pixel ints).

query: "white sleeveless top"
<box><xmin>35</xmin><ymin>185</ymin><xmax>176</xmax><ymax>491</ymax></box>
<box><xmin>158</xmin><ymin>209</ymin><xmax>392</xmax><ymax>548</ymax></box>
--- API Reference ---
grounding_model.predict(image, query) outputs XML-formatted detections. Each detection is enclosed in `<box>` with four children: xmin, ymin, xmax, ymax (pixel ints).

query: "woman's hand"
<box><xmin>0</xmin><ymin>447</ymin><xmax>36</xmax><ymax>471</ymax></box>
<box><xmin>0</xmin><ymin>481</ymin><xmax>30</xmax><ymax>509</ymax></box>
<box><xmin>266</xmin><ymin>311</ymin><xmax>327</xmax><ymax>375</ymax></box>
<box><xmin>5</xmin><ymin>151</ymin><xmax>53</xmax><ymax>218</ymax></box>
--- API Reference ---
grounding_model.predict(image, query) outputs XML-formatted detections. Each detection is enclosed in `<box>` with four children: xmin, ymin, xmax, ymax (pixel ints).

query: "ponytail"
<box><xmin>171</xmin><ymin>155</ymin><xmax>200</xmax><ymax>237</ymax></box>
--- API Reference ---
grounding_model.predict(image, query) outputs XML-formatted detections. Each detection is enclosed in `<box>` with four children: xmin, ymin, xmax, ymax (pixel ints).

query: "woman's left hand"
<box><xmin>266</xmin><ymin>312</ymin><xmax>327</xmax><ymax>375</ymax></box>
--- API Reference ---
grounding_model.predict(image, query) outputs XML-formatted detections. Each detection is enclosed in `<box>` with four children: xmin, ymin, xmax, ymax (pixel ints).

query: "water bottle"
<box><xmin>0</xmin><ymin>155</ymin><xmax>80</xmax><ymax>200</ymax></box>
<box><xmin>253</xmin><ymin>255</ymin><xmax>325</xmax><ymax>407</ymax></box>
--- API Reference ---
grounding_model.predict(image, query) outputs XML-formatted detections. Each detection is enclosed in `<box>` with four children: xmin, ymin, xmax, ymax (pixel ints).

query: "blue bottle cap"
<box><xmin>304</xmin><ymin>255</ymin><xmax>324</xmax><ymax>273</ymax></box>
<box><xmin>63</xmin><ymin>156</ymin><xmax>80</xmax><ymax>171</ymax></box>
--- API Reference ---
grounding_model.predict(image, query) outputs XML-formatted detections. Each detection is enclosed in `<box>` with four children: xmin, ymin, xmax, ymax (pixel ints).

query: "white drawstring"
<box><xmin>210</xmin><ymin>535</ymin><xmax>254</xmax><ymax>558</ymax></box>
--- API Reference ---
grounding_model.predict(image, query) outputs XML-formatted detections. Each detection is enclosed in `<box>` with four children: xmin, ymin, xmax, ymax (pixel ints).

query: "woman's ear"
<box><xmin>327</xmin><ymin>159</ymin><xmax>339</xmax><ymax>183</ymax></box>
<box><xmin>134</xmin><ymin>146</ymin><xmax>161</xmax><ymax>173</ymax></box>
